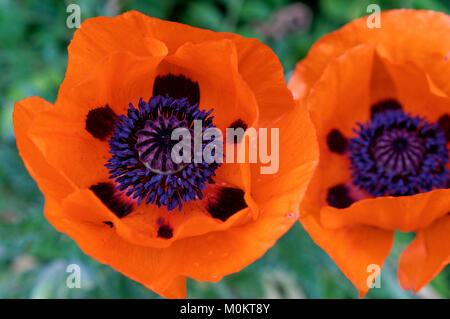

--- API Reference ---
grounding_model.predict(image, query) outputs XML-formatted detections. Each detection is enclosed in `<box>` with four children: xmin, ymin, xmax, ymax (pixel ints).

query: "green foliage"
<box><xmin>0</xmin><ymin>0</ymin><xmax>448</xmax><ymax>299</ymax></box>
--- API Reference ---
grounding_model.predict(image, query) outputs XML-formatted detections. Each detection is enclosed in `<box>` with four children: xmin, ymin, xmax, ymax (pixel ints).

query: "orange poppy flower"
<box><xmin>289</xmin><ymin>9</ymin><xmax>450</xmax><ymax>297</ymax></box>
<box><xmin>13</xmin><ymin>11</ymin><xmax>318</xmax><ymax>298</ymax></box>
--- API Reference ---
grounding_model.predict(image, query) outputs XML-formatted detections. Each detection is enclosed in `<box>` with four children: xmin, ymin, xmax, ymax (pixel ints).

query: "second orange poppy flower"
<box><xmin>290</xmin><ymin>9</ymin><xmax>450</xmax><ymax>297</ymax></box>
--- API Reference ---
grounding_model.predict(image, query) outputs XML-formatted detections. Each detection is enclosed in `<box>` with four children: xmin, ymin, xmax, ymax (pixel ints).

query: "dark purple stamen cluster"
<box><xmin>106</xmin><ymin>95</ymin><xmax>220</xmax><ymax>211</ymax></box>
<box><xmin>349</xmin><ymin>110</ymin><xmax>449</xmax><ymax>196</ymax></box>
<box><xmin>135</xmin><ymin>115</ymin><xmax>189</xmax><ymax>173</ymax></box>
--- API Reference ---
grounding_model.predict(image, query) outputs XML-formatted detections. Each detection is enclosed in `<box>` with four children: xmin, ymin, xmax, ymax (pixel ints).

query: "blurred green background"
<box><xmin>1</xmin><ymin>0</ymin><xmax>449</xmax><ymax>299</ymax></box>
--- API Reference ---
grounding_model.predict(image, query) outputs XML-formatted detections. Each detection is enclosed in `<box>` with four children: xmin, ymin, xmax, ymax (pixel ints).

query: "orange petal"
<box><xmin>58</xmin><ymin>50</ymin><xmax>165</xmax><ymax>115</ymax></box>
<box><xmin>250</xmin><ymin>100</ymin><xmax>318</xmax><ymax>206</ymax></box>
<box><xmin>48</xmin><ymin>178</ymin><xmax>308</xmax><ymax>294</ymax></box>
<box><xmin>321</xmin><ymin>189</ymin><xmax>450</xmax><ymax>232</ymax></box>
<box><xmin>163</xmin><ymin>276</ymin><xmax>187</xmax><ymax>299</ymax></box>
<box><xmin>289</xmin><ymin>10</ymin><xmax>450</xmax><ymax>99</ymax></box>
<box><xmin>306</xmin><ymin>44</ymin><xmax>373</xmax><ymax>138</ymax></box>
<box><xmin>13</xmin><ymin>97</ymin><xmax>75</xmax><ymax>201</ymax></box>
<box><xmin>232</xmin><ymin>37</ymin><xmax>296</xmax><ymax>125</ymax></box>
<box><xmin>60</xmin><ymin>10</ymin><xmax>240</xmax><ymax>94</ymax></box>
<box><xmin>380</xmin><ymin>55</ymin><xmax>450</xmax><ymax>121</ymax></box>
<box><xmin>300</xmin><ymin>212</ymin><xmax>394</xmax><ymax>296</ymax></box>
<box><xmin>60</xmin><ymin>183</ymin><xmax>254</xmax><ymax>249</ymax></box>
<box><xmin>167</xmin><ymin>189</ymin><xmax>309</xmax><ymax>283</ymax></box>
<box><xmin>369</xmin><ymin>51</ymin><xmax>398</xmax><ymax>104</ymax></box>
<box><xmin>163</xmin><ymin>39</ymin><xmax>259</xmax><ymax>131</ymax></box>
<box><xmin>45</xmin><ymin>193</ymin><xmax>186</xmax><ymax>298</ymax></box>
<box><xmin>29</xmin><ymin>51</ymin><xmax>164</xmax><ymax>189</ymax></box>
<box><xmin>293</xmin><ymin>45</ymin><xmax>396</xmax><ymax>290</ymax></box>
<box><xmin>300</xmin><ymin>44</ymin><xmax>374</xmax><ymax>212</ymax></box>
<box><xmin>398</xmin><ymin>214</ymin><xmax>450</xmax><ymax>293</ymax></box>
<box><xmin>59</xmin><ymin>12</ymin><xmax>168</xmax><ymax>94</ymax></box>
<box><xmin>62</xmin><ymin>11</ymin><xmax>284</xmax><ymax>128</ymax></box>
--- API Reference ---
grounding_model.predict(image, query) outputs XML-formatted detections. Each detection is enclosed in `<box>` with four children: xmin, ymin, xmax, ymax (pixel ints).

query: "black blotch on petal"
<box><xmin>438</xmin><ymin>114</ymin><xmax>450</xmax><ymax>142</ymax></box>
<box><xmin>90</xmin><ymin>182</ymin><xmax>133</xmax><ymax>218</ymax></box>
<box><xmin>230</xmin><ymin>119</ymin><xmax>248</xmax><ymax>131</ymax></box>
<box><xmin>103</xmin><ymin>221</ymin><xmax>114</xmax><ymax>228</ymax></box>
<box><xmin>85</xmin><ymin>105</ymin><xmax>117</xmax><ymax>141</ymax></box>
<box><xmin>228</xmin><ymin>119</ymin><xmax>248</xmax><ymax>143</ymax></box>
<box><xmin>207</xmin><ymin>187</ymin><xmax>247</xmax><ymax>221</ymax></box>
<box><xmin>157</xmin><ymin>224</ymin><xmax>173</xmax><ymax>239</ymax></box>
<box><xmin>153</xmin><ymin>74</ymin><xmax>200</xmax><ymax>106</ymax></box>
<box><xmin>370</xmin><ymin>99</ymin><xmax>402</xmax><ymax>118</ymax></box>
<box><xmin>326</xmin><ymin>184</ymin><xmax>355</xmax><ymax>209</ymax></box>
<box><xmin>327</xmin><ymin>129</ymin><xmax>348</xmax><ymax>154</ymax></box>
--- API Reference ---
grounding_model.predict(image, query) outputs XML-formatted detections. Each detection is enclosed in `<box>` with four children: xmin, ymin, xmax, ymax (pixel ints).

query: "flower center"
<box><xmin>373</xmin><ymin>128</ymin><xmax>424</xmax><ymax>173</ymax></box>
<box><xmin>106</xmin><ymin>95</ymin><xmax>220</xmax><ymax>211</ymax></box>
<box><xmin>135</xmin><ymin>115</ymin><xmax>189</xmax><ymax>174</ymax></box>
<box><xmin>349</xmin><ymin>109</ymin><xmax>449</xmax><ymax>197</ymax></box>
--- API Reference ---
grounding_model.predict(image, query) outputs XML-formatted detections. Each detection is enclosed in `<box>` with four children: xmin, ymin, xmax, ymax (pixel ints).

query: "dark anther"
<box><xmin>327</xmin><ymin>129</ymin><xmax>348</xmax><ymax>154</ymax></box>
<box><xmin>152</xmin><ymin>74</ymin><xmax>200</xmax><ymax>106</ymax></box>
<box><xmin>90</xmin><ymin>182</ymin><xmax>133</xmax><ymax>218</ymax></box>
<box><xmin>207</xmin><ymin>187</ymin><xmax>247</xmax><ymax>221</ymax></box>
<box><xmin>85</xmin><ymin>105</ymin><xmax>117</xmax><ymax>141</ymax></box>
<box><xmin>370</xmin><ymin>99</ymin><xmax>402</xmax><ymax>118</ymax></box>
<box><xmin>438</xmin><ymin>114</ymin><xmax>450</xmax><ymax>142</ymax></box>
<box><xmin>103</xmin><ymin>221</ymin><xmax>114</xmax><ymax>228</ymax></box>
<box><xmin>157</xmin><ymin>224</ymin><xmax>173</xmax><ymax>239</ymax></box>
<box><xmin>326</xmin><ymin>184</ymin><xmax>355</xmax><ymax>209</ymax></box>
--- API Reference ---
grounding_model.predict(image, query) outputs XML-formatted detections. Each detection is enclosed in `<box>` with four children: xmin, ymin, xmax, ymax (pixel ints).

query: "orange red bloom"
<box><xmin>289</xmin><ymin>9</ymin><xmax>450</xmax><ymax>296</ymax></box>
<box><xmin>14</xmin><ymin>11</ymin><xmax>318</xmax><ymax>298</ymax></box>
